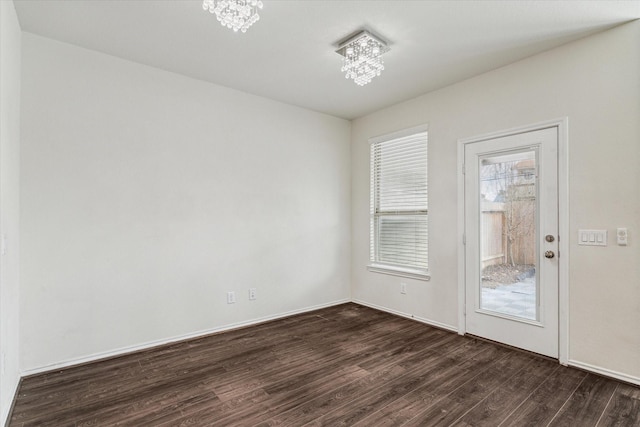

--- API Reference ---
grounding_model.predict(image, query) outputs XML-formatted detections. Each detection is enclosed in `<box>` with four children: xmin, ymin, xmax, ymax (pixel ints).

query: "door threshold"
<box><xmin>465</xmin><ymin>333</ymin><xmax>558</xmax><ymax>362</ymax></box>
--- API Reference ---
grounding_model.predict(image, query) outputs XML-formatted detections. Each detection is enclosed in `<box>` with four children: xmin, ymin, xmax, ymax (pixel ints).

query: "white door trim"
<box><xmin>457</xmin><ymin>118</ymin><xmax>569</xmax><ymax>365</ymax></box>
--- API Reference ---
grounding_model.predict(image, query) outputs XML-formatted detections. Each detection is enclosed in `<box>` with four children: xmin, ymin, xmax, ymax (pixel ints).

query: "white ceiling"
<box><xmin>13</xmin><ymin>0</ymin><xmax>640</xmax><ymax>120</ymax></box>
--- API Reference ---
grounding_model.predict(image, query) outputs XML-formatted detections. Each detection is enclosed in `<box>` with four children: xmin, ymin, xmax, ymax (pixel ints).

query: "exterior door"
<box><xmin>464</xmin><ymin>127</ymin><xmax>558</xmax><ymax>358</ymax></box>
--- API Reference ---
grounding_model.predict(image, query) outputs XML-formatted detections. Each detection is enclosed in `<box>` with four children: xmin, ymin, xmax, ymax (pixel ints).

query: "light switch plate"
<box><xmin>578</xmin><ymin>229</ymin><xmax>607</xmax><ymax>246</ymax></box>
<box><xmin>617</xmin><ymin>228</ymin><xmax>628</xmax><ymax>246</ymax></box>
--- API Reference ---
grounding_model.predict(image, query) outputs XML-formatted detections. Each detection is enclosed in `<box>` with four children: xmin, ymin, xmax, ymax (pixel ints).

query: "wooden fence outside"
<box><xmin>481</xmin><ymin>200</ymin><xmax>535</xmax><ymax>269</ymax></box>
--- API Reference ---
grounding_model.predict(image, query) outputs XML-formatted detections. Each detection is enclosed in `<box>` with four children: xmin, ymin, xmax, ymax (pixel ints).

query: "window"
<box><xmin>369</xmin><ymin>126</ymin><xmax>429</xmax><ymax>280</ymax></box>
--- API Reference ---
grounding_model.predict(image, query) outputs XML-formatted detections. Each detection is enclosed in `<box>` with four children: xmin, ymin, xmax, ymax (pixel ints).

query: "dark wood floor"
<box><xmin>9</xmin><ymin>303</ymin><xmax>640</xmax><ymax>426</ymax></box>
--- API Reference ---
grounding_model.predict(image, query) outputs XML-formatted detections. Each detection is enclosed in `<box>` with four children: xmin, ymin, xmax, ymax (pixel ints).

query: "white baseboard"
<box><xmin>568</xmin><ymin>359</ymin><xmax>640</xmax><ymax>386</ymax></box>
<box><xmin>19</xmin><ymin>298</ymin><xmax>640</xmax><ymax>390</ymax></box>
<box><xmin>352</xmin><ymin>299</ymin><xmax>458</xmax><ymax>333</ymax></box>
<box><xmin>21</xmin><ymin>298</ymin><xmax>350</xmax><ymax>377</ymax></box>
<box><xmin>2</xmin><ymin>375</ymin><xmax>21</xmax><ymax>427</ymax></box>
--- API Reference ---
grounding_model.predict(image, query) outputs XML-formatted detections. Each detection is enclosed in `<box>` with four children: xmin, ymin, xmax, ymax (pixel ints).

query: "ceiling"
<box><xmin>13</xmin><ymin>0</ymin><xmax>640</xmax><ymax>120</ymax></box>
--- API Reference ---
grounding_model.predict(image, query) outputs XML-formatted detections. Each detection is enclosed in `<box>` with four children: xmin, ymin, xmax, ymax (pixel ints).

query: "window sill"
<box><xmin>367</xmin><ymin>264</ymin><xmax>431</xmax><ymax>281</ymax></box>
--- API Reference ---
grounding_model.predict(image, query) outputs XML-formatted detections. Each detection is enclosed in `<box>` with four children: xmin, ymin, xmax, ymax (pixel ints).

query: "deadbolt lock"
<box><xmin>545</xmin><ymin>235</ymin><xmax>555</xmax><ymax>242</ymax></box>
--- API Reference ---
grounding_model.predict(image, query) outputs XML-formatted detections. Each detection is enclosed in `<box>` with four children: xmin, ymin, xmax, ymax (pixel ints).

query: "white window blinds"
<box><xmin>370</xmin><ymin>129</ymin><xmax>428</xmax><ymax>274</ymax></box>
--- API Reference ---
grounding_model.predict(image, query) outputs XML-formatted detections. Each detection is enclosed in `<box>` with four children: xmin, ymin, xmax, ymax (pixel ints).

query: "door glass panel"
<box><xmin>479</xmin><ymin>149</ymin><xmax>537</xmax><ymax>320</ymax></box>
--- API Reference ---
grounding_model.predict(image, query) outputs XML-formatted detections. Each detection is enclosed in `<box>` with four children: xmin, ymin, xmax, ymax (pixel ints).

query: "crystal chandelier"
<box><xmin>202</xmin><ymin>0</ymin><xmax>264</xmax><ymax>33</ymax></box>
<box><xmin>336</xmin><ymin>31</ymin><xmax>389</xmax><ymax>86</ymax></box>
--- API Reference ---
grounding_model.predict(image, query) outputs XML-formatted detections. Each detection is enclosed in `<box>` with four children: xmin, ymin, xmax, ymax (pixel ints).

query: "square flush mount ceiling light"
<box><xmin>202</xmin><ymin>0</ymin><xmax>264</xmax><ymax>33</ymax></box>
<box><xmin>336</xmin><ymin>30</ymin><xmax>390</xmax><ymax>86</ymax></box>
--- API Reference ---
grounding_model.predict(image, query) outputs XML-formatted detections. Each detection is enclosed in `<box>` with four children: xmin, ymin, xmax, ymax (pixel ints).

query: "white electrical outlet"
<box><xmin>227</xmin><ymin>291</ymin><xmax>236</xmax><ymax>304</ymax></box>
<box><xmin>400</xmin><ymin>282</ymin><xmax>407</xmax><ymax>294</ymax></box>
<box><xmin>249</xmin><ymin>288</ymin><xmax>257</xmax><ymax>300</ymax></box>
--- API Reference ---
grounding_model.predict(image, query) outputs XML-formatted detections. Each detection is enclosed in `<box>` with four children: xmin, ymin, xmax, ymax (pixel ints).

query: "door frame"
<box><xmin>457</xmin><ymin>118</ymin><xmax>569</xmax><ymax>365</ymax></box>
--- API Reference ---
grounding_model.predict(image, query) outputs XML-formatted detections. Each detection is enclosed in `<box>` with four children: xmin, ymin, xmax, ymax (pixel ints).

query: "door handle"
<box><xmin>544</xmin><ymin>250</ymin><xmax>555</xmax><ymax>259</ymax></box>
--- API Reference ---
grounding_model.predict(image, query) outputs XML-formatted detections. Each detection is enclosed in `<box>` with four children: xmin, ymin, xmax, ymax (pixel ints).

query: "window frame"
<box><xmin>367</xmin><ymin>124</ymin><xmax>430</xmax><ymax>281</ymax></box>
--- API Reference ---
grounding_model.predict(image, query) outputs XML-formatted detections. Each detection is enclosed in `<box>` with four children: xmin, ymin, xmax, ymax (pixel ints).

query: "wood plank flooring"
<box><xmin>9</xmin><ymin>303</ymin><xmax>640</xmax><ymax>426</ymax></box>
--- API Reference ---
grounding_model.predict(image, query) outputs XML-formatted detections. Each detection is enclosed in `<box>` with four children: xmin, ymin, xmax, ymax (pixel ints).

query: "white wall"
<box><xmin>19</xmin><ymin>33</ymin><xmax>351</xmax><ymax>372</ymax></box>
<box><xmin>351</xmin><ymin>21</ymin><xmax>640</xmax><ymax>381</ymax></box>
<box><xmin>0</xmin><ymin>0</ymin><xmax>22</xmax><ymax>422</ymax></box>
